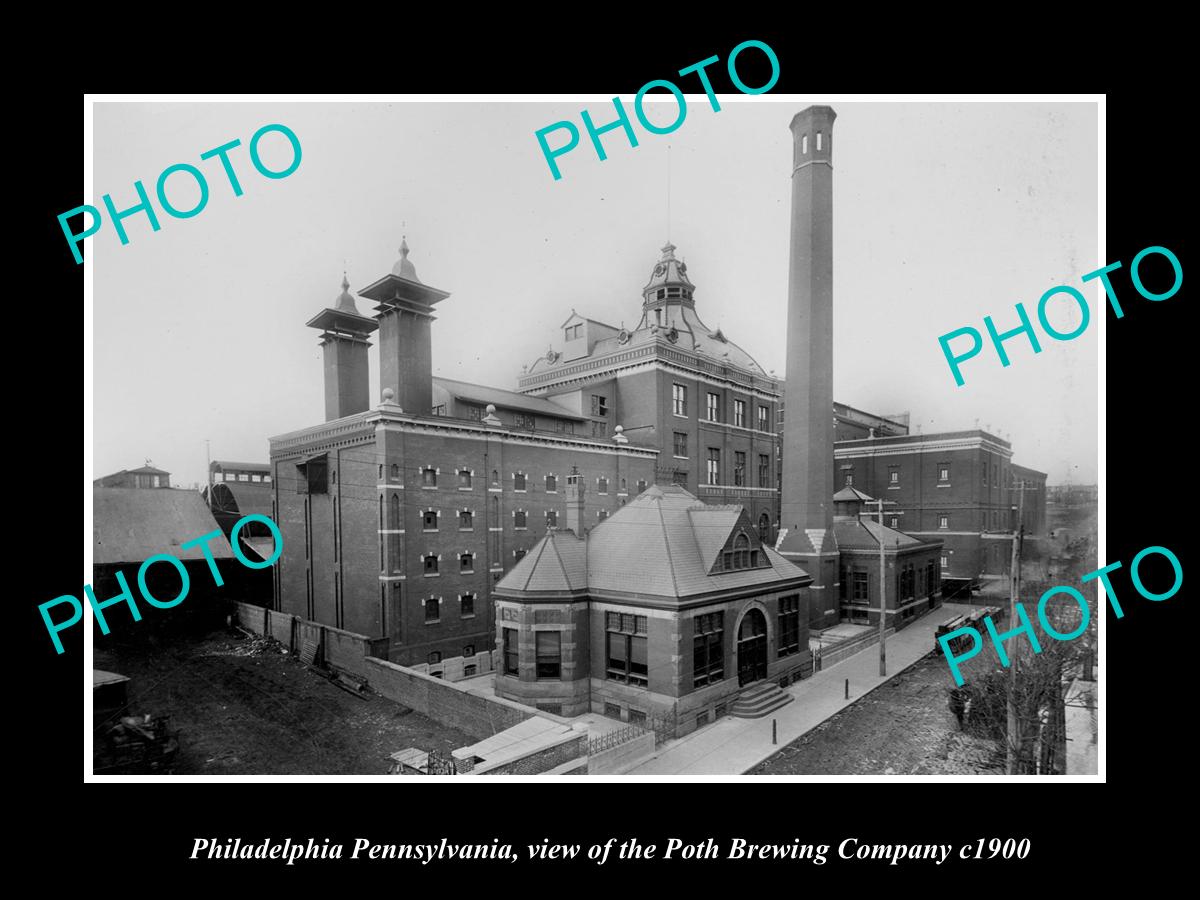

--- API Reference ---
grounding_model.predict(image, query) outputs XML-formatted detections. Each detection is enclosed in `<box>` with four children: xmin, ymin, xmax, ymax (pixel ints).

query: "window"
<box><xmin>390</xmin><ymin>463</ymin><xmax>400</xmax><ymax>481</ymax></box>
<box><xmin>734</xmin><ymin>452</ymin><xmax>746</xmax><ymax>486</ymax></box>
<box><xmin>604</xmin><ymin>702</ymin><xmax>622</xmax><ymax>719</ymax></box>
<box><xmin>422</xmin><ymin>467</ymin><xmax>437</xmax><ymax>487</ymax></box>
<box><xmin>514</xmin><ymin>510</ymin><xmax>527</xmax><ymax>529</ymax></box>
<box><xmin>637</xmin><ymin>479</ymin><xmax>647</xmax><ymax>494</ymax></box>
<box><xmin>707</xmin><ymin>448</ymin><xmax>720</xmax><ymax>485</ymax></box>
<box><xmin>460</xmin><ymin>594</ymin><xmax>475</xmax><ymax>618</ymax></box>
<box><xmin>706</xmin><ymin>392</ymin><xmax>720</xmax><ymax>422</ymax></box>
<box><xmin>514</xmin><ymin>413</ymin><xmax>534</xmax><ymax>429</ymax></box>
<box><xmin>673</xmin><ymin>432</ymin><xmax>688</xmax><ymax>458</ymax></box>
<box><xmin>673</xmin><ymin>383</ymin><xmax>688</xmax><ymax>416</ymax></box>
<box><xmin>591</xmin><ymin>395</ymin><xmax>608</xmax><ymax>416</ymax></box>
<box><xmin>939</xmin><ymin>515</ymin><xmax>949</xmax><ymax>529</ymax></box>
<box><xmin>264</xmin><ymin>475</ymin><xmax>271</xmax><ymax>483</ymax></box>
<box><xmin>458</xmin><ymin>469</ymin><xmax>472</xmax><ymax>489</ymax></box>
<box><xmin>845</xmin><ymin>473</ymin><xmax>854</xmax><ymax>486</ymax></box>
<box><xmin>941</xmin><ymin>555</ymin><xmax>949</xmax><ymax>568</ymax></box>
<box><xmin>693</xmin><ymin>612</ymin><xmax>724</xmax><ymax>687</ymax></box>
<box><xmin>598</xmin><ymin>510</ymin><xmax>609</xmax><ymax>521</ymax></box>
<box><xmin>432</xmin><ymin>403</ymin><xmax>447</xmax><ymax>416</ymax></box>
<box><xmin>890</xmin><ymin>517</ymin><xmax>899</xmax><ymax>528</ymax></box>
<box><xmin>817</xmin><ymin>130</ymin><xmax>823</xmax><ymax>151</ymax></box>
<box><xmin>778</xmin><ymin>595</ymin><xmax>800</xmax><ymax>657</ymax></box>
<box><xmin>503</xmin><ymin>628</ymin><xmax>519</xmax><ymax>676</ymax></box>
<box><xmin>606</xmin><ymin>613</ymin><xmax>649</xmax><ymax>686</ymax></box>
<box><xmin>629</xmin><ymin>709</ymin><xmax>647</xmax><ymax>727</ymax></box>
<box><xmin>515</xmin><ymin>548</ymin><xmax>527</xmax><ymax>563</ymax></box>
<box><xmin>758</xmin><ymin>454</ymin><xmax>770</xmax><ymax>488</ymax></box>
<box><xmin>213</xmin><ymin>472</ymin><xmax>224</xmax><ymax>482</ymax></box>
<box><xmin>938</xmin><ymin>464</ymin><xmax>950</xmax><ymax>483</ymax></box>
<box><xmin>238</xmin><ymin>473</ymin><xmax>250</xmax><ymax>482</ymax></box>
<box><xmin>546</xmin><ymin>510</ymin><xmax>558</xmax><ymax>528</ymax></box>
<box><xmin>733</xmin><ymin>399</ymin><xmax>745</xmax><ymax>428</ymax></box>
<box><xmin>491</xmin><ymin>469</ymin><xmax>499</xmax><ymax>486</ymax></box>
<box><xmin>596</xmin><ymin>477</ymin><xmax>608</xmax><ymax>495</ymax></box>
<box><xmin>722</xmin><ymin>532</ymin><xmax>758</xmax><ymax>571</ymax></box>
<box><xmin>251</xmin><ymin>474</ymin><xmax>262</xmax><ymax>483</ymax></box>
<box><xmin>424</xmin><ymin>597</ymin><xmax>440</xmax><ymax>623</ymax></box>
<box><xmin>565</xmin><ymin>323</ymin><xmax>582</xmax><ymax>341</ymax></box>
<box><xmin>423</xmin><ymin>554</ymin><xmax>439</xmax><ymax>575</ymax></box>
<box><xmin>982</xmin><ymin>465</ymin><xmax>988</xmax><ymax>486</ymax></box>
<box><xmin>592</xmin><ymin>421</ymin><xmax>608</xmax><ymax>437</ymax></box>
<box><xmin>466</xmin><ymin>405</ymin><xmax>483</xmax><ymax>421</ymax></box>
<box><xmin>423</xmin><ymin>510</ymin><xmax>438</xmax><ymax>531</ymax></box>
<box><xmin>428</xmin><ymin>651</ymin><xmax>442</xmax><ymax>664</ymax></box>
<box><xmin>535</xmin><ymin>631</ymin><xmax>562</xmax><ymax>679</ymax></box>
<box><xmin>459</xmin><ymin>509</ymin><xmax>473</xmax><ymax>529</ymax></box>
<box><xmin>889</xmin><ymin>467</ymin><xmax>900</xmax><ymax>485</ymax></box>
<box><xmin>388</xmin><ymin>494</ymin><xmax>402</xmax><ymax>531</ymax></box>
<box><xmin>514</xmin><ymin>472</ymin><xmax>527</xmax><ymax>491</ymax></box>
<box><xmin>853</xmin><ymin>571</ymin><xmax>869</xmax><ymax>602</ymax></box>
<box><xmin>758</xmin><ymin>405</ymin><xmax>769</xmax><ymax>431</ymax></box>
<box><xmin>460</xmin><ymin>553</ymin><xmax>474</xmax><ymax>573</ymax></box>
<box><xmin>801</xmin><ymin>134</ymin><xmax>808</xmax><ymax>154</ymax></box>
<box><xmin>545</xmin><ymin>474</ymin><xmax>557</xmax><ymax>493</ymax></box>
<box><xmin>672</xmin><ymin>470</ymin><xmax>688</xmax><ymax>488</ymax></box>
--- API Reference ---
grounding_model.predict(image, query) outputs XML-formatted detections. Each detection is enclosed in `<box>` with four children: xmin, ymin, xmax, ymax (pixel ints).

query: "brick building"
<box><xmin>832</xmin><ymin>486</ymin><xmax>943</xmax><ymax>627</ymax></box>
<box><xmin>516</xmin><ymin>242</ymin><xmax>783</xmax><ymax>547</ymax></box>
<box><xmin>492</xmin><ymin>476</ymin><xmax>812</xmax><ymax>733</ymax></box>
<box><xmin>269</xmin><ymin>244</ymin><xmax>657</xmax><ymax>667</ymax></box>
<box><xmin>833</xmin><ymin>429</ymin><xmax>1046</xmax><ymax>597</ymax></box>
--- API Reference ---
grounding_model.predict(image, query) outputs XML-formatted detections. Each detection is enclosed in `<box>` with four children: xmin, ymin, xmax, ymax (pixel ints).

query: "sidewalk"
<box><xmin>627</xmin><ymin>602</ymin><xmax>974</xmax><ymax>775</ymax></box>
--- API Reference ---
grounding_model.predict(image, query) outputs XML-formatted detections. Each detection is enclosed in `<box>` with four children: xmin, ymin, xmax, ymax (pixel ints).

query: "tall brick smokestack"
<box><xmin>777</xmin><ymin>105</ymin><xmax>840</xmax><ymax>628</ymax></box>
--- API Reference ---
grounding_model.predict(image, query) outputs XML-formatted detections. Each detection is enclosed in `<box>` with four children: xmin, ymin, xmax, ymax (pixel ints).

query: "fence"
<box><xmin>588</xmin><ymin>722</ymin><xmax>649</xmax><ymax>755</ymax></box>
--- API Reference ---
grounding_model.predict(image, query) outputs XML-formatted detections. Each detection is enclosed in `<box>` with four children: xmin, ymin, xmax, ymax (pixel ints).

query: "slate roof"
<box><xmin>495</xmin><ymin>485</ymin><xmax>809</xmax><ymax>602</ymax></box>
<box><xmin>832</xmin><ymin>485</ymin><xmax>875</xmax><ymax>503</ymax></box>
<box><xmin>94</xmin><ymin>487</ymin><xmax>235</xmax><ymax>565</ymax></box>
<box><xmin>833</xmin><ymin>515</ymin><xmax>930</xmax><ymax>551</ymax></box>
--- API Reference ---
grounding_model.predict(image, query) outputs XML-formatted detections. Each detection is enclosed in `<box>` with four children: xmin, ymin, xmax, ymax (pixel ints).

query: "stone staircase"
<box><xmin>730</xmin><ymin>681</ymin><xmax>794</xmax><ymax>719</ymax></box>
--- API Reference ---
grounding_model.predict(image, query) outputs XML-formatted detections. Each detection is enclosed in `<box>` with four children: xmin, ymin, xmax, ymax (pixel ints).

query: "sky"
<box><xmin>91</xmin><ymin>99</ymin><xmax>1099</xmax><ymax>488</ymax></box>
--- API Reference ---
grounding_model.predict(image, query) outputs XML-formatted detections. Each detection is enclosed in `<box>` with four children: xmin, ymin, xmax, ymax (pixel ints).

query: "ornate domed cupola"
<box><xmin>642</xmin><ymin>242</ymin><xmax>696</xmax><ymax>326</ymax></box>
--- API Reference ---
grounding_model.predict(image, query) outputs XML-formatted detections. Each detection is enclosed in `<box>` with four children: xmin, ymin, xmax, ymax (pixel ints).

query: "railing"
<box><xmin>587</xmin><ymin>722</ymin><xmax>650</xmax><ymax>755</ymax></box>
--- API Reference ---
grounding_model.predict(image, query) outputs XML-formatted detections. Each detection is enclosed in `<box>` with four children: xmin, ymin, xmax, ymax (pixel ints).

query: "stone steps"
<box><xmin>730</xmin><ymin>682</ymin><xmax>794</xmax><ymax>718</ymax></box>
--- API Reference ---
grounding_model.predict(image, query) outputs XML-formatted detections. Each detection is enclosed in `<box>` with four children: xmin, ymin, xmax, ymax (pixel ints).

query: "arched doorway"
<box><xmin>737</xmin><ymin>609</ymin><xmax>768</xmax><ymax>686</ymax></box>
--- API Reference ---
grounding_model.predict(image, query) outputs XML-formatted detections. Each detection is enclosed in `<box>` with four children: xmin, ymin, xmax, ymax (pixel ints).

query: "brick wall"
<box><xmin>363</xmin><ymin>656</ymin><xmax>535</xmax><ymax>741</ymax></box>
<box><xmin>476</xmin><ymin>734</ymin><xmax>587</xmax><ymax>776</ymax></box>
<box><xmin>234</xmin><ymin>602</ymin><xmax>388</xmax><ymax>678</ymax></box>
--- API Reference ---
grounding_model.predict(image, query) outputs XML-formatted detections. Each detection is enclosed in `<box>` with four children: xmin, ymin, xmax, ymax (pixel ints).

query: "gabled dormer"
<box><xmin>560</xmin><ymin>311</ymin><xmax>620</xmax><ymax>362</ymax></box>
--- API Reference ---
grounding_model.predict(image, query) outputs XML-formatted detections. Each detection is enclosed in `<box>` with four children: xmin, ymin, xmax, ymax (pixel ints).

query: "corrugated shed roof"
<box><xmin>433</xmin><ymin>376</ymin><xmax>587</xmax><ymax>420</ymax></box>
<box><xmin>94</xmin><ymin>487</ymin><xmax>235</xmax><ymax>565</ymax></box>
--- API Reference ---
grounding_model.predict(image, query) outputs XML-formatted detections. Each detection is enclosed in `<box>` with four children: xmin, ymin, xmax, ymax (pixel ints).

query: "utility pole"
<box><xmin>1007</xmin><ymin>481</ymin><xmax>1027</xmax><ymax>774</ymax></box>
<box><xmin>862</xmin><ymin>496</ymin><xmax>898</xmax><ymax>677</ymax></box>
<box><xmin>205</xmin><ymin>439</ymin><xmax>213</xmax><ymax>508</ymax></box>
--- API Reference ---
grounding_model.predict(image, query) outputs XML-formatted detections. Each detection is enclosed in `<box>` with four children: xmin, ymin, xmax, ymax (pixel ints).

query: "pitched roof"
<box><xmin>432</xmin><ymin>376</ymin><xmax>588</xmax><ymax>421</ymax></box>
<box><xmin>833</xmin><ymin>485</ymin><xmax>875</xmax><ymax>502</ymax></box>
<box><xmin>94</xmin><ymin>487</ymin><xmax>235</xmax><ymax>565</ymax></box>
<box><xmin>833</xmin><ymin>515</ymin><xmax>930</xmax><ymax>551</ymax></box>
<box><xmin>212</xmin><ymin>460</ymin><xmax>271</xmax><ymax>472</ymax></box>
<box><xmin>500</xmin><ymin>529</ymin><xmax>588</xmax><ymax>594</ymax></box>
<box><xmin>496</xmin><ymin>484</ymin><xmax>809</xmax><ymax>602</ymax></box>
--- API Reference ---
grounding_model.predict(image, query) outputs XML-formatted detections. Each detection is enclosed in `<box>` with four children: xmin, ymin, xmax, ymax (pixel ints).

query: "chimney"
<box><xmin>776</xmin><ymin>105</ymin><xmax>841</xmax><ymax>626</ymax></box>
<box><xmin>565</xmin><ymin>465</ymin><xmax>585</xmax><ymax>536</ymax></box>
<box><xmin>306</xmin><ymin>275</ymin><xmax>378</xmax><ymax>421</ymax></box>
<box><xmin>357</xmin><ymin>238</ymin><xmax>450</xmax><ymax>417</ymax></box>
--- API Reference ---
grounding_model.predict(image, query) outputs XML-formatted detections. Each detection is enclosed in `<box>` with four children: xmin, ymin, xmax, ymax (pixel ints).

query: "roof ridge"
<box><xmin>656</xmin><ymin>497</ymin><xmax>682</xmax><ymax>596</ymax></box>
<box><xmin>546</xmin><ymin>533</ymin><xmax>571</xmax><ymax>588</ymax></box>
<box><xmin>522</xmin><ymin>536</ymin><xmax>553</xmax><ymax>591</ymax></box>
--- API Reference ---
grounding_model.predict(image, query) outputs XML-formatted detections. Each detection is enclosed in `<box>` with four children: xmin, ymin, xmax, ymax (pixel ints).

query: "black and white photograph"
<box><xmin>80</xmin><ymin>95</ymin><xmax>1105</xmax><ymax>782</ymax></box>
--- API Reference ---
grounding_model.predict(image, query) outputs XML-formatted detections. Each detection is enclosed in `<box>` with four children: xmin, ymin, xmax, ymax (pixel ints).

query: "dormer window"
<box><xmin>667</xmin><ymin>287</ymin><xmax>681</xmax><ymax>298</ymax></box>
<box><xmin>657</xmin><ymin>289</ymin><xmax>665</xmax><ymax>299</ymax></box>
<box><xmin>721</xmin><ymin>532</ymin><xmax>761</xmax><ymax>571</ymax></box>
<box><xmin>565</xmin><ymin>323</ymin><xmax>583</xmax><ymax>341</ymax></box>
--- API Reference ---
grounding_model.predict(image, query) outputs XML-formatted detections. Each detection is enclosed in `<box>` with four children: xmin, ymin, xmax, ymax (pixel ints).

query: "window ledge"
<box><xmin>423</xmin><ymin>573</ymin><xmax>440</xmax><ymax>578</ymax></box>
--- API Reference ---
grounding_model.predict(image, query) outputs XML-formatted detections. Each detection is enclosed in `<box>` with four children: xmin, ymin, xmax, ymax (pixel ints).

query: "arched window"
<box><xmin>734</xmin><ymin>533</ymin><xmax>750</xmax><ymax>569</ymax></box>
<box><xmin>390</xmin><ymin>463</ymin><xmax>399</xmax><ymax>480</ymax></box>
<box><xmin>758</xmin><ymin>512</ymin><xmax>771</xmax><ymax>544</ymax></box>
<box><xmin>801</xmin><ymin>134</ymin><xmax>808</xmax><ymax>154</ymax></box>
<box><xmin>388</xmin><ymin>493</ymin><xmax>401</xmax><ymax>530</ymax></box>
<box><xmin>492</xmin><ymin>469</ymin><xmax>499</xmax><ymax>486</ymax></box>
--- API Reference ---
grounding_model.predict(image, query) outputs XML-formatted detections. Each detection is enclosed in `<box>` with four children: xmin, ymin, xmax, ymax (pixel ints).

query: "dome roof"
<box><xmin>642</xmin><ymin>242</ymin><xmax>695</xmax><ymax>297</ymax></box>
<box><xmin>334</xmin><ymin>274</ymin><xmax>361</xmax><ymax>313</ymax></box>
<box><xmin>391</xmin><ymin>236</ymin><xmax>421</xmax><ymax>282</ymax></box>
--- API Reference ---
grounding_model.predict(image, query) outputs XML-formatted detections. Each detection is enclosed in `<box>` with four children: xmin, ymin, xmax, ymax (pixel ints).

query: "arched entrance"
<box><xmin>737</xmin><ymin>608</ymin><xmax>768</xmax><ymax>686</ymax></box>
